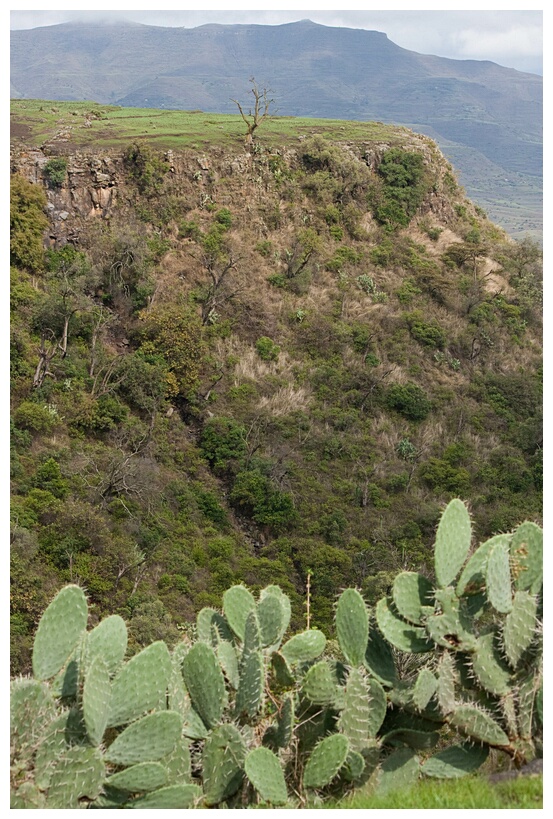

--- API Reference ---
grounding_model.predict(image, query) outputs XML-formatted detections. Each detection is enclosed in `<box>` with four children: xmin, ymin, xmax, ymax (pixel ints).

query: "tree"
<box><xmin>231</xmin><ymin>77</ymin><xmax>274</xmax><ymax>148</ymax></box>
<box><xmin>10</xmin><ymin>175</ymin><xmax>48</xmax><ymax>273</ymax></box>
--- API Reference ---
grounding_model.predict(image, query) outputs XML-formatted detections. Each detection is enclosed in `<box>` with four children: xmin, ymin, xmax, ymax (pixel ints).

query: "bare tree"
<box><xmin>231</xmin><ymin>77</ymin><xmax>274</xmax><ymax>148</ymax></box>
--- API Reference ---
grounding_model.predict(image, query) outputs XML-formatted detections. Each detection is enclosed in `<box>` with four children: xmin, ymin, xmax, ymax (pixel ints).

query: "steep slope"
<box><xmin>10</xmin><ymin>129</ymin><xmax>542</xmax><ymax>675</ymax></box>
<box><xmin>10</xmin><ymin>20</ymin><xmax>542</xmax><ymax>237</ymax></box>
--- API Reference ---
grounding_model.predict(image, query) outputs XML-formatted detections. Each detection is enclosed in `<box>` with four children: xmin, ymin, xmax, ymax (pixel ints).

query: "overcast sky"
<box><xmin>9</xmin><ymin>5</ymin><xmax>543</xmax><ymax>76</ymax></box>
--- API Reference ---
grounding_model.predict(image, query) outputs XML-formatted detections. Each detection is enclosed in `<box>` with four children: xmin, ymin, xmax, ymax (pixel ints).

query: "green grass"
<box><xmin>10</xmin><ymin>99</ymin><xmax>409</xmax><ymax>151</ymax></box>
<box><xmin>328</xmin><ymin>775</ymin><xmax>542</xmax><ymax>809</ymax></box>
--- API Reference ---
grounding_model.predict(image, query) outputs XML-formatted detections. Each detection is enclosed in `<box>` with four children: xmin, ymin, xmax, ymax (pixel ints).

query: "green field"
<box><xmin>330</xmin><ymin>774</ymin><xmax>543</xmax><ymax>809</ymax></box>
<box><xmin>10</xmin><ymin>99</ymin><xmax>412</xmax><ymax>152</ymax></box>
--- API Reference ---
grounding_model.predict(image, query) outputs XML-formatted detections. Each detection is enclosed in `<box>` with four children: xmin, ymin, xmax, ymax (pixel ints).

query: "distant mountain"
<box><xmin>10</xmin><ymin>19</ymin><xmax>542</xmax><ymax>237</ymax></box>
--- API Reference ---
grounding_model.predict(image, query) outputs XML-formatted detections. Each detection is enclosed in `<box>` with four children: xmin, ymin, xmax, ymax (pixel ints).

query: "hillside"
<box><xmin>10</xmin><ymin>116</ymin><xmax>542</xmax><ymax>677</ymax></box>
<box><xmin>10</xmin><ymin>20</ymin><xmax>543</xmax><ymax>239</ymax></box>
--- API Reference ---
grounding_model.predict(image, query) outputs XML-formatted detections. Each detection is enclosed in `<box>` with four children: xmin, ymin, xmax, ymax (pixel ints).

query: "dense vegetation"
<box><xmin>10</xmin><ymin>126</ymin><xmax>542</xmax><ymax>682</ymax></box>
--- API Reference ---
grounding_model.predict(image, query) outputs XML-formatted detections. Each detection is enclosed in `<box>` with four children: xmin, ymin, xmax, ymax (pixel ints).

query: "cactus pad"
<box><xmin>336</xmin><ymin>588</ymin><xmax>369</xmax><ymax>667</ymax></box>
<box><xmin>46</xmin><ymin>746</ymin><xmax>105</xmax><ymax>808</ymax></box>
<box><xmin>486</xmin><ymin>539</ymin><xmax>513</xmax><ymax>613</ymax></box>
<box><xmin>217</xmin><ymin>639</ymin><xmax>240</xmax><ymax>689</ymax></box>
<box><xmin>376</xmin><ymin>598</ymin><xmax>433</xmax><ymax>653</ymax></box>
<box><xmin>245</xmin><ymin>747</ymin><xmax>288</xmax><ymax>805</ymax></box>
<box><xmin>83</xmin><ymin>654</ymin><xmax>111</xmax><ymax>746</ymax></box>
<box><xmin>434</xmin><ymin>499</ymin><xmax>472</xmax><ymax>588</ymax></box>
<box><xmin>364</xmin><ymin>618</ymin><xmax>397</xmax><ymax>687</ymax></box>
<box><xmin>258</xmin><ymin>585</ymin><xmax>291</xmax><ymax>648</ymax></box>
<box><xmin>392</xmin><ymin>572</ymin><xmax>434</xmax><ymax>625</ymax></box>
<box><xmin>376</xmin><ymin>748</ymin><xmax>420</xmax><ymax>796</ymax></box>
<box><xmin>105</xmin><ymin>711</ymin><xmax>183</xmax><ymax>766</ymax></box>
<box><xmin>223</xmin><ymin>584</ymin><xmax>256</xmax><ymax>641</ymax></box>
<box><xmin>338</xmin><ymin>666</ymin><xmax>371</xmax><ymax>750</ymax></box>
<box><xmin>107</xmin><ymin>762</ymin><xmax>168</xmax><ymax>793</ymax></box>
<box><xmin>303</xmin><ymin>733</ymin><xmax>350</xmax><ymax>789</ymax></box>
<box><xmin>456</xmin><ymin>534</ymin><xmax>505</xmax><ymax>597</ymax></box>
<box><xmin>85</xmin><ymin>614</ymin><xmax>127</xmax><ymax>676</ymax></box>
<box><xmin>271</xmin><ymin>651</ymin><xmax>295</xmax><ymax>687</ymax></box>
<box><xmin>32</xmin><ymin>584</ymin><xmax>88</xmax><ymax>681</ymax></box>
<box><xmin>10</xmin><ymin>678</ymin><xmax>57</xmax><ymax>758</ymax></box>
<box><xmin>472</xmin><ymin>632</ymin><xmax>511</xmax><ymax>696</ymax></box>
<box><xmin>382</xmin><ymin>728</ymin><xmax>439</xmax><ymax>750</ymax></box>
<box><xmin>164</xmin><ymin>738</ymin><xmax>192</xmax><ymax>785</ymax></box>
<box><xmin>510</xmin><ymin>522</ymin><xmax>543</xmax><ymax>594</ymax></box>
<box><xmin>412</xmin><ymin>668</ymin><xmax>438</xmax><ymax>711</ymax></box>
<box><xmin>181</xmin><ymin>641</ymin><xmax>226</xmax><ymax>729</ymax></box>
<box><xmin>436</xmin><ymin>651</ymin><xmax>457</xmax><ymax>715</ymax></box>
<box><xmin>202</xmin><ymin>723</ymin><xmax>246</xmax><ymax>806</ymax></box>
<box><xmin>503</xmin><ymin>591</ymin><xmax>538</xmax><ymax>667</ymax></box>
<box><xmin>302</xmin><ymin>660</ymin><xmax>338</xmax><ymax>706</ymax></box>
<box><xmin>449</xmin><ymin>705</ymin><xmax>510</xmax><ymax>746</ymax></box>
<box><xmin>421</xmin><ymin>742</ymin><xmax>488</xmax><ymax>778</ymax></box>
<box><xmin>235</xmin><ymin>611</ymin><xmax>264</xmax><ymax>718</ymax></box>
<box><xmin>108</xmin><ymin>640</ymin><xmax>172</xmax><ymax>727</ymax></box>
<box><xmin>34</xmin><ymin>712</ymin><xmax>73</xmax><ymax>790</ymax></box>
<box><xmin>257</xmin><ymin>591</ymin><xmax>286</xmax><ymax>648</ymax></box>
<box><xmin>130</xmin><ymin>784</ymin><xmax>202</xmax><ymax>808</ymax></box>
<box><xmin>281</xmin><ymin>629</ymin><xmax>326</xmax><ymax>665</ymax></box>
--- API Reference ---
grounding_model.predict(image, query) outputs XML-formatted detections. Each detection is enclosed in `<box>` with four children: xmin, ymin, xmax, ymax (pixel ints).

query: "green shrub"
<box><xmin>255</xmin><ymin>336</ymin><xmax>280</xmax><ymax>361</ymax></box>
<box><xmin>32</xmin><ymin>458</ymin><xmax>69</xmax><ymax>499</ymax></box>
<box><xmin>405</xmin><ymin>312</ymin><xmax>447</xmax><ymax>349</ymax></box>
<box><xmin>373</xmin><ymin>149</ymin><xmax>429</xmax><ymax>229</ymax></box>
<box><xmin>419</xmin><ymin>458</ymin><xmax>471</xmax><ymax>495</ymax></box>
<box><xmin>13</xmin><ymin>401</ymin><xmax>57</xmax><ymax>434</ymax></box>
<box><xmin>178</xmin><ymin>220</ymin><xmax>202</xmax><ymax>241</ymax></box>
<box><xmin>385</xmin><ymin>382</ymin><xmax>432</xmax><ymax>421</ymax></box>
<box><xmin>255</xmin><ymin>240</ymin><xmax>273</xmax><ymax>257</ymax></box>
<box><xmin>200</xmin><ymin>417</ymin><xmax>247</xmax><ymax>474</ymax></box>
<box><xmin>214</xmin><ymin>208</ymin><xmax>232</xmax><ymax>229</ymax></box>
<box><xmin>43</xmin><ymin>157</ymin><xmax>68</xmax><ymax>188</ymax></box>
<box><xmin>123</xmin><ymin>143</ymin><xmax>169</xmax><ymax>195</ymax></box>
<box><xmin>230</xmin><ymin>470</ymin><xmax>297</xmax><ymax>533</ymax></box>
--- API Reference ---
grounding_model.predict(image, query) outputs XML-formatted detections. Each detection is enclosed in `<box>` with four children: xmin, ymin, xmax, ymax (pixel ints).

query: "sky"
<box><xmin>8</xmin><ymin>4</ymin><xmax>544</xmax><ymax>76</ymax></box>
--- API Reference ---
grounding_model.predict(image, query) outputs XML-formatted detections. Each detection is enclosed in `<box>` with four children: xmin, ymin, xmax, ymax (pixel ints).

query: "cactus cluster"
<box><xmin>10</xmin><ymin>501</ymin><xmax>542</xmax><ymax>807</ymax></box>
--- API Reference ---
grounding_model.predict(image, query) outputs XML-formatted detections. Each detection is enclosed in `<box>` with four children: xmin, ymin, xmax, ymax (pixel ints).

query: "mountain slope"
<box><xmin>10</xmin><ymin>20</ymin><xmax>542</xmax><ymax>238</ymax></box>
<box><xmin>10</xmin><ymin>127</ymin><xmax>542</xmax><ymax>674</ymax></box>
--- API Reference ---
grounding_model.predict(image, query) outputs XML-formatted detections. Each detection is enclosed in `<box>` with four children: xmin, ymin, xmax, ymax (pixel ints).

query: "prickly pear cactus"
<box><xmin>10</xmin><ymin>503</ymin><xmax>543</xmax><ymax>807</ymax></box>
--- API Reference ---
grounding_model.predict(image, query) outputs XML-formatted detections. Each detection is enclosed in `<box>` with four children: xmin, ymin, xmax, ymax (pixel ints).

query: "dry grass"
<box><xmin>257</xmin><ymin>384</ymin><xmax>312</xmax><ymax>417</ymax></box>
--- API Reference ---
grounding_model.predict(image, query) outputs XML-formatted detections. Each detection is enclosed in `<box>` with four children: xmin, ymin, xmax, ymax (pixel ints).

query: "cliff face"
<box><xmin>11</xmin><ymin>133</ymin><xmax>462</xmax><ymax>263</ymax></box>
<box><xmin>10</xmin><ymin>133</ymin><xmax>542</xmax><ymax>669</ymax></box>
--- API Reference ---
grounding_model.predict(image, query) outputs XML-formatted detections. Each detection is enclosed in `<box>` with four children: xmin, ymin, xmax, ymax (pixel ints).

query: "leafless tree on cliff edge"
<box><xmin>231</xmin><ymin>77</ymin><xmax>274</xmax><ymax>149</ymax></box>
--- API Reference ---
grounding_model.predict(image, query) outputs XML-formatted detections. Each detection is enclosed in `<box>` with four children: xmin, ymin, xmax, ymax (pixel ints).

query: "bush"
<box><xmin>13</xmin><ymin>401</ymin><xmax>57</xmax><ymax>434</ymax></box>
<box><xmin>214</xmin><ymin>208</ymin><xmax>232</xmax><ymax>229</ymax></box>
<box><xmin>32</xmin><ymin>458</ymin><xmax>69</xmax><ymax>499</ymax></box>
<box><xmin>230</xmin><ymin>470</ymin><xmax>297</xmax><ymax>533</ymax></box>
<box><xmin>200</xmin><ymin>417</ymin><xmax>247</xmax><ymax>474</ymax></box>
<box><xmin>123</xmin><ymin>143</ymin><xmax>169</xmax><ymax>195</ymax></box>
<box><xmin>373</xmin><ymin>148</ymin><xmax>429</xmax><ymax>229</ymax></box>
<box><xmin>255</xmin><ymin>336</ymin><xmax>280</xmax><ymax>361</ymax></box>
<box><xmin>385</xmin><ymin>382</ymin><xmax>432</xmax><ymax>421</ymax></box>
<box><xmin>419</xmin><ymin>458</ymin><xmax>471</xmax><ymax>495</ymax></box>
<box><xmin>43</xmin><ymin>157</ymin><xmax>68</xmax><ymax>188</ymax></box>
<box><xmin>405</xmin><ymin>312</ymin><xmax>447</xmax><ymax>349</ymax></box>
